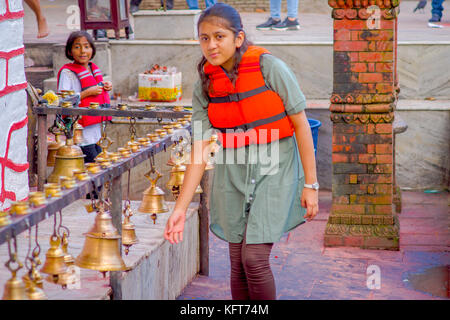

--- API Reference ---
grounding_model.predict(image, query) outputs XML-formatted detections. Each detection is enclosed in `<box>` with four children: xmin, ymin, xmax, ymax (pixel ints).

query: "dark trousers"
<box><xmin>80</xmin><ymin>144</ymin><xmax>102</xmax><ymax>163</ymax></box>
<box><xmin>432</xmin><ymin>0</ymin><xmax>445</xmax><ymax>17</ymax></box>
<box><xmin>228</xmin><ymin>235</ymin><xmax>276</xmax><ymax>300</ymax></box>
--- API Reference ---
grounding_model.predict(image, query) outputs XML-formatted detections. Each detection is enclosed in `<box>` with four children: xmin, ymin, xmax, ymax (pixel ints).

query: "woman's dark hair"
<box><xmin>196</xmin><ymin>3</ymin><xmax>253</xmax><ymax>102</ymax></box>
<box><xmin>65</xmin><ymin>31</ymin><xmax>96</xmax><ymax>61</ymax></box>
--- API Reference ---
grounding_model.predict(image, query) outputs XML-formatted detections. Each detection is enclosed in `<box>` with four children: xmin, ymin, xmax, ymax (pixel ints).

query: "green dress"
<box><xmin>192</xmin><ymin>54</ymin><xmax>307</xmax><ymax>244</ymax></box>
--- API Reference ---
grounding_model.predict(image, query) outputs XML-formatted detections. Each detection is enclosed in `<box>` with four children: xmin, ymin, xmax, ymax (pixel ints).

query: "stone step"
<box><xmin>25</xmin><ymin>66</ymin><xmax>53</xmax><ymax>92</ymax></box>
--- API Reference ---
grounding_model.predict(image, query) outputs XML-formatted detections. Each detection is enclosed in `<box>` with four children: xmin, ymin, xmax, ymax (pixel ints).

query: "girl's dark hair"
<box><xmin>196</xmin><ymin>3</ymin><xmax>253</xmax><ymax>102</ymax></box>
<box><xmin>65</xmin><ymin>31</ymin><xmax>96</xmax><ymax>61</ymax></box>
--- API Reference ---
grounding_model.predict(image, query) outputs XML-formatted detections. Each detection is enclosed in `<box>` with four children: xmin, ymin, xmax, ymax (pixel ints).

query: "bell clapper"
<box><xmin>151</xmin><ymin>214</ymin><xmax>157</xmax><ymax>224</ymax></box>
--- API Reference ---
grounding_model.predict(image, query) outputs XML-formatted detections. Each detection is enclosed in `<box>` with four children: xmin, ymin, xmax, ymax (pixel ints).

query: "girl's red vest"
<box><xmin>57</xmin><ymin>62</ymin><xmax>112</xmax><ymax>127</ymax></box>
<box><xmin>205</xmin><ymin>46</ymin><xmax>294</xmax><ymax>149</ymax></box>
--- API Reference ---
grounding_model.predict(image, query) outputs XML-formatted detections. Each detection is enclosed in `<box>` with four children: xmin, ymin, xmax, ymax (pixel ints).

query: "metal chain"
<box><xmin>129</xmin><ymin>117</ymin><xmax>137</xmax><ymax>140</ymax></box>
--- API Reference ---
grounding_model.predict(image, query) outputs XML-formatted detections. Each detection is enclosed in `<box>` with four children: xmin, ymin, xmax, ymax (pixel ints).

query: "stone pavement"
<box><xmin>178</xmin><ymin>190</ymin><xmax>449</xmax><ymax>300</ymax></box>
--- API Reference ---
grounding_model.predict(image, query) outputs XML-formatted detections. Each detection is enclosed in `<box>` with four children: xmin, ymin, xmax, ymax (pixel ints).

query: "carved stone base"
<box><xmin>324</xmin><ymin>216</ymin><xmax>400</xmax><ymax>250</ymax></box>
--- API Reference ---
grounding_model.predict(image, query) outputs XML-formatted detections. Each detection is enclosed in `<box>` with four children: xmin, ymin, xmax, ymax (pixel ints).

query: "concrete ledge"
<box><xmin>0</xmin><ymin>199</ymin><xmax>199</xmax><ymax>300</ymax></box>
<box><xmin>133</xmin><ymin>10</ymin><xmax>201</xmax><ymax>40</ymax></box>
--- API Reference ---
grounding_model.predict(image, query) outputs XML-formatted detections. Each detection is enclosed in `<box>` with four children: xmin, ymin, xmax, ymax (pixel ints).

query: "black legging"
<box><xmin>80</xmin><ymin>143</ymin><xmax>102</xmax><ymax>163</ymax></box>
<box><xmin>228</xmin><ymin>234</ymin><xmax>275</xmax><ymax>300</ymax></box>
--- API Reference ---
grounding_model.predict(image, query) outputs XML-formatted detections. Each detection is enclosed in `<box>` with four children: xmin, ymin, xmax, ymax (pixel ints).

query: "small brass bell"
<box><xmin>122</xmin><ymin>204</ymin><xmax>139</xmax><ymax>255</ymax></box>
<box><xmin>86</xmin><ymin>162</ymin><xmax>102</xmax><ymax>174</ymax></box>
<box><xmin>163</xmin><ymin>125</ymin><xmax>174</xmax><ymax>134</ymax></box>
<box><xmin>47</xmin><ymin>138</ymin><xmax>86</xmax><ymax>183</ymax></box>
<box><xmin>28</xmin><ymin>191</ymin><xmax>48</xmax><ymax>207</ymax></box>
<box><xmin>139</xmin><ymin>171</ymin><xmax>169</xmax><ymax>222</ymax></box>
<box><xmin>44</xmin><ymin>183</ymin><xmax>63</xmax><ymax>198</ymax></box>
<box><xmin>147</xmin><ymin>133</ymin><xmax>160</xmax><ymax>142</ymax></box>
<box><xmin>56</xmin><ymin>233</ymin><xmax>76</xmax><ymax>289</ymax></box>
<box><xmin>23</xmin><ymin>264</ymin><xmax>47</xmax><ymax>300</ymax></box>
<box><xmin>0</xmin><ymin>210</ymin><xmax>12</xmax><ymax>226</ymax></box>
<box><xmin>75</xmin><ymin>207</ymin><xmax>127</xmax><ymax>276</ymax></box>
<box><xmin>9</xmin><ymin>200</ymin><xmax>31</xmax><ymax>215</ymax></box>
<box><xmin>155</xmin><ymin>129</ymin><xmax>167</xmax><ymax>138</ymax></box>
<box><xmin>166</xmin><ymin>164</ymin><xmax>186</xmax><ymax>197</ymax></box>
<box><xmin>47</xmin><ymin>131</ymin><xmax>65</xmax><ymax>167</ymax></box>
<box><xmin>40</xmin><ymin>235</ymin><xmax>68</xmax><ymax>283</ymax></box>
<box><xmin>73</xmin><ymin>121</ymin><xmax>84</xmax><ymax>145</ymax></box>
<box><xmin>60</xmin><ymin>176</ymin><xmax>77</xmax><ymax>189</ymax></box>
<box><xmin>72</xmin><ymin>169</ymin><xmax>90</xmax><ymax>181</ymax></box>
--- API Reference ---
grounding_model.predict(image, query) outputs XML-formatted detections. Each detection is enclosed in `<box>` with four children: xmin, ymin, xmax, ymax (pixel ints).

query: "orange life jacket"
<box><xmin>205</xmin><ymin>46</ymin><xmax>294</xmax><ymax>149</ymax></box>
<box><xmin>57</xmin><ymin>62</ymin><xmax>112</xmax><ymax>127</ymax></box>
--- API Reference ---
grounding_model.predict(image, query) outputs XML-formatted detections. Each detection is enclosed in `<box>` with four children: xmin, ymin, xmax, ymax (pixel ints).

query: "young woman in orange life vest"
<box><xmin>57</xmin><ymin>31</ymin><xmax>112</xmax><ymax>163</ymax></box>
<box><xmin>164</xmin><ymin>3</ymin><xmax>319</xmax><ymax>300</ymax></box>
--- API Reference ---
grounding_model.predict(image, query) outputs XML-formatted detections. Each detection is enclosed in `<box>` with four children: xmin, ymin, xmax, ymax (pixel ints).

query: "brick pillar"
<box><xmin>324</xmin><ymin>0</ymin><xmax>400</xmax><ymax>250</ymax></box>
<box><xmin>0</xmin><ymin>0</ymin><xmax>29</xmax><ymax>210</ymax></box>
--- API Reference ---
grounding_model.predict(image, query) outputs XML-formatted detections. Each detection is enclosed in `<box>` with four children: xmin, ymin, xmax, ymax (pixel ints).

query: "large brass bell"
<box><xmin>47</xmin><ymin>130</ymin><xmax>65</xmax><ymax>167</ymax></box>
<box><xmin>2</xmin><ymin>274</ymin><xmax>28</xmax><ymax>300</ymax></box>
<box><xmin>2</xmin><ymin>252</ymin><xmax>28</xmax><ymax>300</ymax></box>
<box><xmin>47</xmin><ymin>138</ymin><xmax>85</xmax><ymax>183</ymax></box>
<box><xmin>40</xmin><ymin>235</ymin><xmax>68</xmax><ymax>283</ymax></box>
<box><xmin>73</xmin><ymin>121</ymin><xmax>84</xmax><ymax>145</ymax></box>
<box><xmin>139</xmin><ymin>170</ymin><xmax>169</xmax><ymax>223</ymax></box>
<box><xmin>122</xmin><ymin>203</ymin><xmax>139</xmax><ymax>255</ymax></box>
<box><xmin>75</xmin><ymin>206</ymin><xmax>127</xmax><ymax>277</ymax></box>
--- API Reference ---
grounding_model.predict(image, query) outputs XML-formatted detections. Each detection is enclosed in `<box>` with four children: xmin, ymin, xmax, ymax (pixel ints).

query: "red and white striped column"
<box><xmin>0</xmin><ymin>0</ymin><xmax>29</xmax><ymax>211</ymax></box>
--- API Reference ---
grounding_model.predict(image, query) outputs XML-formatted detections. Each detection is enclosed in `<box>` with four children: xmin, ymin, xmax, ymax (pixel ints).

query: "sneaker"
<box><xmin>256</xmin><ymin>17</ymin><xmax>281</xmax><ymax>30</ymax></box>
<box><xmin>429</xmin><ymin>14</ymin><xmax>441</xmax><ymax>22</ymax></box>
<box><xmin>272</xmin><ymin>18</ymin><xmax>300</xmax><ymax>31</ymax></box>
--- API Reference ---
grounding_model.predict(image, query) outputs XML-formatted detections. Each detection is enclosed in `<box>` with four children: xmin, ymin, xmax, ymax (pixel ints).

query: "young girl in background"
<box><xmin>57</xmin><ymin>31</ymin><xmax>112</xmax><ymax>163</ymax></box>
<box><xmin>164</xmin><ymin>3</ymin><xmax>319</xmax><ymax>300</ymax></box>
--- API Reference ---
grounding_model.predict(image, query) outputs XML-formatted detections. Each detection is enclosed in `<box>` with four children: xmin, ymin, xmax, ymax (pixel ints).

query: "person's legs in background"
<box><xmin>429</xmin><ymin>0</ymin><xmax>445</xmax><ymax>22</ymax></box>
<box><xmin>256</xmin><ymin>0</ymin><xmax>281</xmax><ymax>30</ymax></box>
<box><xmin>204</xmin><ymin>0</ymin><xmax>217</xmax><ymax>8</ymax></box>
<box><xmin>24</xmin><ymin>0</ymin><xmax>49</xmax><ymax>38</ymax></box>
<box><xmin>160</xmin><ymin>0</ymin><xmax>174</xmax><ymax>10</ymax></box>
<box><xmin>130</xmin><ymin>0</ymin><xmax>142</xmax><ymax>13</ymax></box>
<box><xmin>272</xmin><ymin>0</ymin><xmax>300</xmax><ymax>30</ymax></box>
<box><xmin>80</xmin><ymin>144</ymin><xmax>102</xmax><ymax>164</ymax></box>
<box><xmin>186</xmin><ymin>0</ymin><xmax>199</xmax><ymax>9</ymax></box>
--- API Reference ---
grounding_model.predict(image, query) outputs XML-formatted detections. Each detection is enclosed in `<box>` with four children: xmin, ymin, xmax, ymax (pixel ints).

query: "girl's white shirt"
<box><xmin>58</xmin><ymin>68</ymin><xmax>102</xmax><ymax>146</ymax></box>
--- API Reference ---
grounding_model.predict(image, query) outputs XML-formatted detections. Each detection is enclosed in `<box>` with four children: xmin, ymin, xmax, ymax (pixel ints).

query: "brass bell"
<box><xmin>163</xmin><ymin>125</ymin><xmax>174</xmax><ymax>134</ymax></box>
<box><xmin>147</xmin><ymin>133</ymin><xmax>160</xmax><ymax>142</ymax></box>
<box><xmin>40</xmin><ymin>235</ymin><xmax>68</xmax><ymax>283</ymax></box>
<box><xmin>109</xmin><ymin>152</ymin><xmax>122</xmax><ymax>163</ymax></box>
<box><xmin>60</xmin><ymin>176</ymin><xmax>77</xmax><ymax>189</ymax></box>
<box><xmin>75</xmin><ymin>207</ymin><xmax>127</xmax><ymax>276</ymax></box>
<box><xmin>139</xmin><ymin>171</ymin><xmax>169</xmax><ymax>216</ymax></box>
<box><xmin>145</xmin><ymin>104</ymin><xmax>156</xmax><ymax>110</ymax></box>
<box><xmin>173</xmin><ymin>106</ymin><xmax>184</xmax><ymax>112</ymax></box>
<box><xmin>166</xmin><ymin>164</ymin><xmax>186</xmax><ymax>197</ymax></box>
<box><xmin>0</xmin><ymin>210</ymin><xmax>12</xmax><ymax>226</ymax></box>
<box><xmin>44</xmin><ymin>183</ymin><xmax>62</xmax><ymax>198</ymax></box>
<box><xmin>122</xmin><ymin>204</ymin><xmax>139</xmax><ymax>255</ymax></box>
<box><xmin>73</xmin><ymin>121</ymin><xmax>84</xmax><ymax>145</ymax></box>
<box><xmin>61</xmin><ymin>101</ymin><xmax>72</xmax><ymax>108</ymax></box>
<box><xmin>47</xmin><ymin>138</ymin><xmax>86</xmax><ymax>183</ymax></box>
<box><xmin>2</xmin><ymin>275</ymin><xmax>28</xmax><ymax>300</ymax></box>
<box><xmin>155</xmin><ymin>129</ymin><xmax>167</xmax><ymax>138</ymax></box>
<box><xmin>72</xmin><ymin>169</ymin><xmax>90</xmax><ymax>181</ymax></box>
<box><xmin>9</xmin><ymin>200</ymin><xmax>31</xmax><ymax>215</ymax></box>
<box><xmin>96</xmin><ymin>157</ymin><xmax>112</xmax><ymax>168</ymax></box>
<box><xmin>47</xmin><ymin>131</ymin><xmax>65</xmax><ymax>167</ymax></box>
<box><xmin>61</xmin><ymin>233</ymin><xmax>75</xmax><ymax>266</ymax></box>
<box><xmin>137</xmin><ymin>137</ymin><xmax>151</xmax><ymax>147</ymax></box>
<box><xmin>117</xmin><ymin>147</ymin><xmax>132</xmax><ymax>159</ymax></box>
<box><xmin>28</xmin><ymin>191</ymin><xmax>48</xmax><ymax>207</ymax></box>
<box><xmin>86</xmin><ymin>162</ymin><xmax>102</xmax><ymax>174</ymax></box>
<box><xmin>26</xmin><ymin>282</ymin><xmax>47</xmax><ymax>300</ymax></box>
<box><xmin>128</xmin><ymin>141</ymin><xmax>140</xmax><ymax>153</ymax></box>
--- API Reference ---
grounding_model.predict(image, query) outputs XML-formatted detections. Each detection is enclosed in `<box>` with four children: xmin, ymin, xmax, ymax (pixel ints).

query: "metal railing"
<box><xmin>0</xmin><ymin>101</ymin><xmax>210</xmax><ymax>299</ymax></box>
